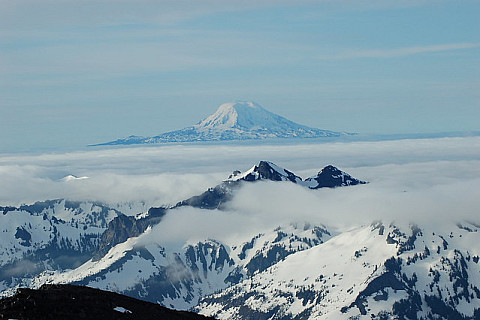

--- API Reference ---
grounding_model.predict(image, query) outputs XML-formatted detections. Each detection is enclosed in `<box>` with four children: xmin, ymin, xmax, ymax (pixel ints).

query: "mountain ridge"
<box><xmin>0</xmin><ymin>284</ymin><xmax>213</xmax><ymax>320</ymax></box>
<box><xmin>176</xmin><ymin>161</ymin><xmax>366</xmax><ymax>210</ymax></box>
<box><xmin>0</xmin><ymin>162</ymin><xmax>364</xmax><ymax>293</ymax></box>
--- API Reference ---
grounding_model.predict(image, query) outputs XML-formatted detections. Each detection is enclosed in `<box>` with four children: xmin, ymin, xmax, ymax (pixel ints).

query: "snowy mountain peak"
<box><xmin>226</xmin><ymin>162</ymin><xmax>366</xmax><ymax>189</ymax></box>
<box><xmin>61</xmin><ymin>175</ymin><xmax>89</xmax><ymax>182</ymax></box>
<box><xmin>178</xmin><ymin>162</ymin><xmax>367</xmax><ymax>210</ymax></box>
<box><xmin>227</xmin><ymin>161</ymin><xmax>302</xmax><ymax>184</ymax></box>
<box><xmin>216</xmin><ymin>101</ymin><xmax>263</xmax><ymax>116</ymax></box>
<box><xmin>94</xmin><ymin>101</ymin><xmax>349</xmax><ymax>146</ymax></box>
<box><xmin>304</xmin><ymin>165</ymin><xmax>367</xmax><ymax>189</ymax></box>
<box><xmin>196</xmin><ymin>101</ymin><xmax>266</xmax><ymax>130</ymax></box>
<box><xmin>195</xmin><ymin>101</ymin><xmax>293</xmax><ymax>132</ymax></box>
<box><xmin>317</xmin><ymin>164</ymin><xmax>345</xmax><ymax>177</ymax></box>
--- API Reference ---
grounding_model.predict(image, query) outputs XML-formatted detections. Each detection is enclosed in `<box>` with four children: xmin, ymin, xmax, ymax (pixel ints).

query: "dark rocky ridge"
<box><xmin>0</xmin><ymin>284</ymin><xmax>214</xmax><ymax>320</ymax></box>
<box><xmin>175</xmin><ymin>182</ymin><xmax>239</xmax><ymax>210</ymax></box>
<box><xmin>243</xmin><ymin>161</ymin><xmax>302</xmax><ymax>183</ymax></box>
<box><xmin>93</xmin><ymin>207</ymin><xmax>167</xmax><ymax>260</ymax></box>
<box><xmin>175</xmin><ymin>161</ymin><xmax>366</xmax><ymax>210</ymax></box>
<box><xmin>306</xmin><ymin>164</ymin><xmax>367</xmax><ymax>189</ymax></box>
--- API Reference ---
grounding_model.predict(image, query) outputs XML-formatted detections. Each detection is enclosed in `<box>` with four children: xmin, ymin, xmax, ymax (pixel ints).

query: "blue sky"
<box><xmin>1</xmin><ymin>0</ymin><xmax>479</xmax><ymax>152</ymax></box>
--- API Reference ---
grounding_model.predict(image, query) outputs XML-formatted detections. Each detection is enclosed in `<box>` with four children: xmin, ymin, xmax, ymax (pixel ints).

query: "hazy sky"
<box><xmin>1</xmin><ymin>0</ymin><xmax>479</xmax><ymax>152</ymax></box>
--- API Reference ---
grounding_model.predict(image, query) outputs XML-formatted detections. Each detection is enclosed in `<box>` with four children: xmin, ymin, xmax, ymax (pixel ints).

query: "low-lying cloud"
<box><xmin>0</xmin><ymin>138</ymin><xmax>479</xmax><ymax>236</ymax></box>
<box><xmin>142</xmin><ymin>160</ymin><xmax>480</xmax><ymax>247</ymax></box>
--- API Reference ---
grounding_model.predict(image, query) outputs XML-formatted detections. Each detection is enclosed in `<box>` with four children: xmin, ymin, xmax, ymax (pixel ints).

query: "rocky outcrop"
<box><xmin>0</xmin><ymin>284</ymin><xmax>214</xmax><ymax>320</ymax></box>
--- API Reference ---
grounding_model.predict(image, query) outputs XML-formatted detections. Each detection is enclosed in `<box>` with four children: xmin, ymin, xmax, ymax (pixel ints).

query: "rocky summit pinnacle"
<box><xmin>94</xmin><ymin>101</ymin><xmax>350</xmax><ymax>146</ymax></box>
<box><xmin>227</xmin><ymin>160</ymin><xmax>303</xmax><ymax>183</ymax></box>
<box><xmin>227</xmin><ymin>161</ymin><xmax>367</xmax><ymax>189</ymax></box>
<box><xmin>303</xmin><ymin>164</ymin><xmax>367</xmax><ymax>189</ymax></box>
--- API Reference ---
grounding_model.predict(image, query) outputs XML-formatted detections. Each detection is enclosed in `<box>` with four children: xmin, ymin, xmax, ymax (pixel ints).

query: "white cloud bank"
<box><xmin>143</xmin><ymin>158</ymin><xmax>480</xmax><ymax>246</ymax></box>
<box><xmin>1</xmin><ymin>137</ymin><xmax>478</xmax><ymax>244</ymax></box>
<box><xmin>0</xmin><ymin>137</ymin><xmax>479</xmax><ymax>207</ymax></box>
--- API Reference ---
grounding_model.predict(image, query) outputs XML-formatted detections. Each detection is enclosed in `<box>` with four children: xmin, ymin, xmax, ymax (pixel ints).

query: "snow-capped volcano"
<box><xmin>95</xmin><ymin>101</ymin><xmax>348</xmax><ymax>145</ymax></box>
<box><xmin>198</xmin><ymin>101</ymin><xmax>266</xmax><ymax>130</ymax></box>
<box><xmin>196</xmin><ymin>101</ymin><xmax>320</xmax><ymax>134</ymax></box>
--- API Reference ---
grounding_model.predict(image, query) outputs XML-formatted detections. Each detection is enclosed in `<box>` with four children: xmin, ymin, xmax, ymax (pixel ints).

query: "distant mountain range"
<box><xmin>94</xmin><ymin>101</ymin><xmax>351</xmax><ymax>146</ymax></box>
<box><xmin>0</xmin><ymin>162</ymin><xmax>364</xmax><ymax>295</ymax></box>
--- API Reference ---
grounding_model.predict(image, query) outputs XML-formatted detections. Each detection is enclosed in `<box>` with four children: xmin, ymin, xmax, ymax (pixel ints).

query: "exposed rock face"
<box><xmin>227</xmin><ymin>160</ymin><xmax>303</xmax><ymax>183</ymax></box>
<box><xmin>304</xmin><ymin>164</ymin><xmax>367</xmax><ymax>189</ymax></box>
<box><xmin>175</xmin><ymin>182</ymin><xmax>239</xmax><ymax>210</ymax></box>
<box><xmin>0</xmin><ymin>284</ymin><xmax>214</xmax><ymax>320</ymax></box>
<box><xmin>93</xmin><ymin>207</ymin><xmax>167</xmax><ymax>260</ymax></box>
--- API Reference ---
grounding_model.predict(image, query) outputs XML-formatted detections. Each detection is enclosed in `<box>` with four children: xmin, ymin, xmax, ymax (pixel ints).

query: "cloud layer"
<box><xmin>144</xmin><ymin>158</ymin><xmax>480</xmax><ymax>246</ymax></box>
<box><xmin>1</xmin><ymin>137</ymin><xmax>478</xmax><ymax>243</ymax></box>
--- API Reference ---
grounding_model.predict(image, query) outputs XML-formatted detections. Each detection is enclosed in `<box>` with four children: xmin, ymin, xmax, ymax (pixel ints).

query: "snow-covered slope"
<box><xmin>192</xmin><ymin>101</ymin><xmax>335</xmax><ymax>138</ymax></box>
<box><xmin>196</xmin><ymin>221</ymin><xmax>480</xmax><ymax>320</ymax></box>
<box><xmin>21</xmin><ymin>217</ymin><xmax>480</xmax><ymax>319</ymax></box>
<box><xmin>31</xmin><ymin>223</ymin><xmax>331</xmax><ymax>310</ymax></box>
<box><xmin>95</xmin><ymin>101</ymin><xmax>347</xmax><ymax>145</ymax></box>
<box><xmin>0</xmin><ymin>200</ymin><xmax>124</xmax><ymax>293</ymax></box>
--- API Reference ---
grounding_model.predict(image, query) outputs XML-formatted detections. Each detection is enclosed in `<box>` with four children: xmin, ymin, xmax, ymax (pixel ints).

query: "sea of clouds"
<box><xmin>1</xmin><ymin>137</ymin><xmax>479</xmax><ymax>244</ymax></box>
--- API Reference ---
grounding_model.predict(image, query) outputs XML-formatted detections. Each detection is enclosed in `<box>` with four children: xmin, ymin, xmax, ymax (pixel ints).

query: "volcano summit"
<box><xmin>95</xmin><ymin>101</ymin><xmax>348</xmax><ymax>145</ymax></box>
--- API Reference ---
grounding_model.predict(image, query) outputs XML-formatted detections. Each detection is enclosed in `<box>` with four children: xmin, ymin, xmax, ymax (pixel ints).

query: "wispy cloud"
<box><xmin>318</xmin><ymin>42</ymin><xmax>480</xmax><ymax>60</ymax></box>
